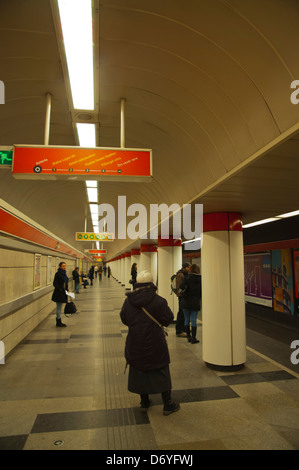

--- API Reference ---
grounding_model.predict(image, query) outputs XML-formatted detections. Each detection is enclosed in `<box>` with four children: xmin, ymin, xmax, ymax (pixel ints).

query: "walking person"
<box><xmin>51</xmin><ymin>261</ymin><xmax>68</xmax><ymax>327</ymax></box>
<box><xmin>180</xmin><ymin>264</ymin><xmax>202</xmax><ymax>344</ymax></box>
<box><xmin>120</xmin><ymin>270</ymin><xmax>180</xmax><ymax>416</ymax></box>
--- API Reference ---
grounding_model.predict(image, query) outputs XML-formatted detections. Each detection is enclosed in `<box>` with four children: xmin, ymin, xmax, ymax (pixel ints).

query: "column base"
<box><xmin>205</xmin><ymin>362</ymin><xmax>244</xmax><ymax>372</ymax></box>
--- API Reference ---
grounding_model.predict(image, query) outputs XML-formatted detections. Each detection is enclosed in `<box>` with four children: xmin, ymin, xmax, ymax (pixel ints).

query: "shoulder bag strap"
<box><xmin>141</xmin><ymin>307</ymin><xmax>168</xmax><ymax>337</ymax></box>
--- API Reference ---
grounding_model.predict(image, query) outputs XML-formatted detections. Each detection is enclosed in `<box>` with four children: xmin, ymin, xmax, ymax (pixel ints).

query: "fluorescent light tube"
<box><xmin>86</xmin><ymin>181</ymin><xmax>98</xmax><ymax>188</ymax></box>
<box><xmin>57</xmin><ymin>0</ymin><xmax>94</xmax><ymax>110</ymax></box>
<box><xmin>242</xmin><ymin>218</ymin><xmax>279</xmax><ymax>228</ymax></box>
<box><xmin>277</xmin><ymin>210</ymin><xmax>299</xmax><ymax>218</ymax></box>
<box><xmin>182</xmin><ymin>237</ymin><xmax>202</xmax><ymax>244</ymax></box>
<box><xmin>77</xmin><ymin>123</ymin><xmax>96</xmax><ymax>147</ymax></box>
<box><xmin>89</xmin><ymin>204</ymin><xmax>99</xmax><ymax>215</ymax></box>
<box><xmin>87</xmin><ymin>187</ymin><xmax>98</xmax><ymax>203</ymax></box>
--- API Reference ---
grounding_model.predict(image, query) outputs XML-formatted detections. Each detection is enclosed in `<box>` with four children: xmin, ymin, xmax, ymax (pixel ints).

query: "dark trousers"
<box><xmin>175</xmin><ymin>299</ymin><xmax>185</xmax><ymax>334</ymax></box>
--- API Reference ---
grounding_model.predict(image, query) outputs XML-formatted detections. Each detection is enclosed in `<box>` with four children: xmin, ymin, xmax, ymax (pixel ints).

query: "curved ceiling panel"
<box><xmin>0</xmin><ymin>0</ymin><xmax>298</xmax><ymax>260</ymax></box>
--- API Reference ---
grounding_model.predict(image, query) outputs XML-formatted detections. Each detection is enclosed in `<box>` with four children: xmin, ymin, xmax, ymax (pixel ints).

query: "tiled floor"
<box><xmin>0</xmin><ymin>276</ymin><xmax>299</xmax><ymax>450</ymax></box>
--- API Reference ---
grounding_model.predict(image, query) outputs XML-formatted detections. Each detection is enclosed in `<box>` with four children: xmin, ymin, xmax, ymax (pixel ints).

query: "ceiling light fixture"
<box><xmin>77</xmin><ymin>123</ymin><xmax>96</xmax><ymax>147</ymax></box>
<box><xmin>57</xmin><ymin>0</ymin><xmax>94</xmax><ymax>110</ymax></box>
<box><xmin>243</xmin><ymin>209</ymin><xmax>299</xmax><ymax>228</ymax></box>
<box><xmin>87</xmin><ymin>187</ymin><xmax>98</xmax><ymax>203</ymax></box>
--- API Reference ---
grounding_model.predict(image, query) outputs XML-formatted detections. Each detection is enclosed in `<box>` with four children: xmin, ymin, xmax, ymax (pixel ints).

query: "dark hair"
<box><xmin>190</xmin><ymin>263</ymin><xmax>200</xmax><ymax>274</ymax></box>
<box><xmin>131</xmin><ymin>263</ymin><xmax>137</xmax><ymax>274</ymax></box>
<box><xmin>59</xmin><ymin>261</ymin><xmax>66</xmax><ymax>268</ymax></box>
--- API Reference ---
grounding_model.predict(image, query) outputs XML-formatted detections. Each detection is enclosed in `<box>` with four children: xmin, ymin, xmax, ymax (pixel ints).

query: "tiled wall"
<box><xmin>0</xmin><ymin>245</ymin><xmax>78</xmax><ymax>356</ymax></box>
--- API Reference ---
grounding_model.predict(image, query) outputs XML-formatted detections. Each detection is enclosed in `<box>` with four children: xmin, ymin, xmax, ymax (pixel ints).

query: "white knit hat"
<box><xmin>136</xmin><ymin>270</ymin><xmax>153</xmax><ymax>283</ymax></box>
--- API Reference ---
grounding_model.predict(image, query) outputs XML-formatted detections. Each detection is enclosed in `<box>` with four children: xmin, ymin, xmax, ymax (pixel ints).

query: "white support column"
<box><xmin>140</xmin><ymin>244</ymin><xmax>158</xmax><ymax>284</ymax></box>
<box><xmin>157</xmin><ymin>237</ymin><xmax>182</xmax><ymax>313</ymax></box>
<box><xmin>201</xmin><ymin>212</ymin><xmax>246</xmax><ymax>370</ymax></box>
<box><xmin>120</xmin><ymin>253</ymin><xmax>125</xmax><ymax>286</ymax></box>
<box><xmin>151</xmin><ymin>249</ymin><xmax>158</xmax><ymax>286</ymax></box>
<box><xmin>124</xmin><ymin>252</ymin><xmax>131</xmax><ymax>289</ymax></box>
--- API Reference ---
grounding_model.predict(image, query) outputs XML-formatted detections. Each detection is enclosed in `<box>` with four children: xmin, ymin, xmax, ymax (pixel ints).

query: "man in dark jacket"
<box><xmin>51</xmin><ymin>261</ymin><xmax>68</xmax><ymax>327</ymax></box>
<box><xmin>120</xmin><ymin>270</ymin><xmax>180</xmax><ymax>416</ymax></box>
<box><xmin>72</xmin><ymin>267</ymin><xmax>80</xmax><ymax>294</ymax></box>
<box><xmin>180</xmin><ymin>264</ymin><xmax>202</xmax><ymax>343</ymax></box>
<box><xmin>175</xmin><ymin>262</ymin><xmax>191</xmax><ymax>337</ymax></box>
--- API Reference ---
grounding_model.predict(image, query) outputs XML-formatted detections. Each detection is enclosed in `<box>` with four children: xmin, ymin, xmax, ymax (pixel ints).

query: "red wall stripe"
<box><xmin>0</xmin><ymin>208</ymin><xmax>88</xmax><ymax>259</ymax></box>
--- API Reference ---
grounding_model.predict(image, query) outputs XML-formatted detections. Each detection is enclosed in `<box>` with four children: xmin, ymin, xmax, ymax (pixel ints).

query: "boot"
<box><xmin>191</xmin><ymin>327</ymin><xmax>199</xmax><ymax>343</ymax></box>
<box><xmin>161</xmin><ymin>390</ymin><xmax>180</xmax><ymax>416</ymax></box>
<box><xmin>185</xmin><ymin>325</ymin><xmax>191</xmax><ymax>342</ymax></box>
<box><xmin>140</xmin><ymin>394</ymin><xmax>152</xmax><ymax>412</ymax></box>
<box><xmin>56</xmin><ymin>318</ymin><xmax>66</xmax><ymax>327</ymax></box>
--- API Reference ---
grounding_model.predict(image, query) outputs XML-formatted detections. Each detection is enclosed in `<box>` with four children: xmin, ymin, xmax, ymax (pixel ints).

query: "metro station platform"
<box><xmin>0</xmin><ymin>276</ymin><xmax>299</xmax><ymax>451</ymax></box>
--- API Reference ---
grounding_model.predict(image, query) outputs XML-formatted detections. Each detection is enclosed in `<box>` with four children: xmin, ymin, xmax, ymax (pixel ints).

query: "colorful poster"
<box><xmin>244</xmin><ymin>253</ymin><xmax>272</xmax><ymax>306</ymax></box>
<box><xmin>12</xmin><ymin>145</ymin><xmax>152</xmax><ymax>181</ymax></box>
<box><xmin>272</xmin><ymin>249</ymin><xmax>294</xmax><ymax>315</ymax></box>
<box><xmin>293</xmin><ymin>250</ymin><xmax>299</xmax><ymax>299</ymax></box>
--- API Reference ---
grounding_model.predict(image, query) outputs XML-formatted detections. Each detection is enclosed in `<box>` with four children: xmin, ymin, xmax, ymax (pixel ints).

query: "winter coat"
<box><xmin>120</xmin><ymin>282</ymin><xmax>174</xmax><ymax>371</ymax></box>
<box><xmin>180</xmin><ymin>273</ymin><xmax>202</xmax><ymax>311</ymax></box>
<box><xmin>51</xmin><ymin>268</ymin><xmax>69</xmax><ymax>303</ymax></box>
<box><xmin>89</xmin><ymin>266</ymin><xmax>94</xmax><ymax>279</ymax></box>
<box><xmin>131</xmin><ymin>268</ymin><xmax>137</xmax><ymax>285</ymax></box>
<box><xmin>72</xmin><ymin>269</ymin><xmax>80</xmax><ymax>283</ymax></box>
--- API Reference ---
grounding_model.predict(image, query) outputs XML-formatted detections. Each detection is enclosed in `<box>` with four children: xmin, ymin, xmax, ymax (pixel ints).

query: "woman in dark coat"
<box><xmin>130</xmin><ymin>262</ymin><xmax>137</xmax><ymax>287</ymax></box>
<box><xmin>120</xmin><ymin>270</ymin><xmax>180</xmax><ymax>415</ymax></box>
<box><xmin>51</xmin><ymin>261</ymin><xmax>69</xmax><ymax>327</ymax></box>
<box><xmin>180</xmin><ymin>263</ymin><xmax>202</xmax><ymax>344</ymax></box>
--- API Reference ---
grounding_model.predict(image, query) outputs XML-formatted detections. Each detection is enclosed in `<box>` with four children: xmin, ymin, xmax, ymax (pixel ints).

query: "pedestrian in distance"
<box><xmin>130</xmin><ymin>262</ymin><xmax>137</xmax><ymax>288</ymax></box>
<box><xmin>89</xmin><ymin>265</ymin><xmax>94</xmax><ymax>286</ymax></box>
<box><xmin>120</xmin><ymin>270</ymin><xmax>180</xmax><ymax>416</ymax></box>
<box><xmin>98</xmin><ymin>265</ymin><xmax>103</xmax><ymax>281</ymax></box>
<box><xmin>51</xmin><ymin>261</ymin><xmax>68</xmax><ymax>327</ymax></box>
<box><xmin>180</xmin><ymin>263</ymin><xmax>202</xmax><ymax>344</ymax></box>
<box><xmin>72</xmin><ymin>266</ymin><xmax>80</xmax><ymax>294</ymax></box>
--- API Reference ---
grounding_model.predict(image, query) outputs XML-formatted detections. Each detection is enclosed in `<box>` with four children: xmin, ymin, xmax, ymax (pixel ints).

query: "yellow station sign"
<box><xmin>75</xmin><ymin>232</ymin><xmax>114</xmax><ymax>241</ymax></box>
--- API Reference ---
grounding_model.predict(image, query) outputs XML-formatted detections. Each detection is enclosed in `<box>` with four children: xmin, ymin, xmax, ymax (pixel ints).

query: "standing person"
<box><xmin>175</xmin><ymin>263</ymin><xmax>191</xmax><ymax>337</ymax></box>
<box><xmin>72</xmin><ymin>266</ymin><xmax>80</xmax><ymax>294</ymax></box>
<box><xmin>89</xmin><ymin>265</ymin><xmax>94</xmax><ymax>286</ymax></box>
<box><xmin>130</xmin><ymin>263</ymin><xmax>137</xmax><ymax>288</ymax></box>
<box><xmin>51</xmin><ymin>261</ymin><xmax>68</xmax><ymax>327</ymax></box>
<box><xmin>120</xmin><ymin>270</ymin><xmax>180</xmax><ymax>416</ymax></box>
<box><xmin>98</xmin><ymin>265</ymin><xmax>103</xmax><ymax>281</ymax></box>
<box><xmin>180</xmin><ymin>264</ymin><xmax>202</xmax><ymax>344</ymax></box>
<box><xmin>107</xmin><ymin>266</ymin><xmax>111</xmax><ymax>278</ymax></box>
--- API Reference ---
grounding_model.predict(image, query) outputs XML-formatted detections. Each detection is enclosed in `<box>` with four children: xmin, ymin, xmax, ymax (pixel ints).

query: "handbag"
<box><xmin>64</xmin><ymin>300</ymin><xmax>77</xmax><ymax>316</ymax></box>
<box><xmin>141</xmin><ymin>307</ymin><xmax>168</xmax><ymax>337</ymax></box>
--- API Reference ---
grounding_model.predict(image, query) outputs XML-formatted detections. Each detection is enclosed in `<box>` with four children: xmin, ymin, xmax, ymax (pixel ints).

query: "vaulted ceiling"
<box><xmin>0</xmin><ymin>0</ymin><xmax>299</xmax><ymax>259</ymax></box>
